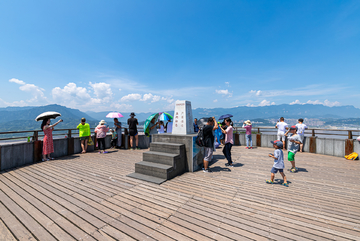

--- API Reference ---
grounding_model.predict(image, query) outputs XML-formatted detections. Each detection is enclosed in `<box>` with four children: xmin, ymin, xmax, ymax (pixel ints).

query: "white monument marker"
<box><xmin>172</xmin><ymin>100</ymin><xmax>194</xmax><ymax>135</ymax></box>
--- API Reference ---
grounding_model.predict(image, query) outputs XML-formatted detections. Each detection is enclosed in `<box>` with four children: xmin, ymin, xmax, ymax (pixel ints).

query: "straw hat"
<box><xmin>99</xmin><ymin>120</ymin><xmax>106</xmax><ymax>125</ymax></box>
<box><xmin>245</xmin><ymin>120</ymin><xmax>252</xmax><ymax>125</ymax></box>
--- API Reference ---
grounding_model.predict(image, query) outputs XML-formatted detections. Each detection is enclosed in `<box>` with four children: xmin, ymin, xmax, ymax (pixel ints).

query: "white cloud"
<box><xmin>290</xmin><ymin>100</ymin><xmax>304</xmax><ymax>105</ymax></box>
<box><xmin>52</xmin><ymin>83</ymin><xmax>91</xmax><ymax>102</ymax></box>
<box><xmin>246</xmin><ymin>103</ymin><xmax>256</xmax><ymax>107</ymax></box>
<box><xmin>9</xmin><ymin>78</ymin><xmax>25</xmax><ymax>85</ymax></box>
<box><xmin>152</xmin><ymin>95</ymin><xmax>161</xmax><ymax>103</ymax></box>
<box><xmin>213</xmin><ymin>99</ymin><xmax>218</xmax><ymax>103</ymax></box>
<box><xmin>89</xmin><ymin>82</ymin><xmax>112</xmax><ymax>102</ymax></box>
<box><xmin>9</xmin><ymin>78</ymin><xmax>47</xmax><ymax>103</ymax></box>
<box><xmin>249</xmin><ymin>90</ymin><xmax>256</xmax><ymax>94</ymax></box>
<box><xmin>109</xmin><ymin>103</ymin><xmax>133</xmax><ymax>111</ymax></box>
<box><xmin>271</xmin><ymin>102</ymin><xmax>276</xmax><ymax>105</ymax></box>
<box><xmin>306</xmin><ymin>99</ymin><xmax>341</xmax><ymax>107</ymax></box>
<box><xmin>141</xmin><ymin>93</ymin><xmax>153</xmax><ymax>102</ymax></box>
<box><xmin>256</xmin><ymin>90</ymin><xmax>262</xmax><ymax>96</ymax></box>
<box><xmin>161</xmin><ymin>96</ymin><xmax>174</xmax><ymax>103</ymax></box>
<box><xmin>216</xmin><ymin>89</ymin><xmax>232</xmax><ymax>97</ymax></box>
<box><xmin>120</xmin><ymin>93</ymin><xmax>142</xmax><ymax>102</ymax></box>
<box><xmin>258</xmin><ymin>100</ymin><xmax>271</xmax><ymax>106</ymax></box>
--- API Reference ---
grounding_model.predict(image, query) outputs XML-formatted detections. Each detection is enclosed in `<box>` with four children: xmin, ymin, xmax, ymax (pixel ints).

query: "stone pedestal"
<box><xmin>154</xmin><ymin>134</ymin><xmax>204</xmax><ymax>172</ymax></box>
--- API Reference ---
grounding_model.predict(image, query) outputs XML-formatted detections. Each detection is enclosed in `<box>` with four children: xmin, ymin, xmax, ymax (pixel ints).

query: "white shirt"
<box><xmin>166</xmin><ymin>122</ymin><xmax>173</xmax><ymax>133</ymax></box>
<box><xmin>158</xmin><ymin>125</ymin><xmax>165</xmax><ymax>134</ymax></box>
<box><xmin>296</xmin><ymin>123</ymin><xmax>307</xmax><ymax>135</ymax></box>
<box><xmin>276</xmin><ymin>122</ymin><xmax>288</xmax><ymax>133</ymax></box>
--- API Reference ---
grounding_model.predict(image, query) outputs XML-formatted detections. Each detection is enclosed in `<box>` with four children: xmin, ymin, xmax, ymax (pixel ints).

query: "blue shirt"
<box><xmin>194</xmin><ymin>123</ymin><xmax>199</xmax><ymax>132</ymax></box>
<box><xmin>273</xmin><ymin>149</ymin><xmax>284</xmax><ymax>169</ymax></box>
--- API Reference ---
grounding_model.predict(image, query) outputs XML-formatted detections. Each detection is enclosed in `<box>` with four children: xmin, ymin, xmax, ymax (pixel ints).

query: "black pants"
<box><xmin>97</xmin><ymin>138</ymin><xmax>105</xmax><ymax>150</ymax></box>
<box><xmin>223</xmin><ymin>143</ymin><xmax>233</xmax><ymax>164</ymax></box>
<box><xmin>111</xmin><ymin>139</ymin><xmax>116</xmax><ymax>147</ymax></box>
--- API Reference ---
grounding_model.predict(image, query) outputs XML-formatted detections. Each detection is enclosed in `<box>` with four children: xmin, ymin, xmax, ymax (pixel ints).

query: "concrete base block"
<box><xmin>239</xmin><ymin>134</ymin><xmax>246</xmax><ymax>146</ymax></box>
<box><xmin>303</xmin><ymin>137</ymin><xmax>309</xmax><ymax>152</ymax></box>
<box><xmin>345</xmin><ymin>139</ymin><xmax>354</xmax><ymax>155</ymax></box>
<box><xmin>334</xmin><ymin>139</ymin><xmax>345</xmax><ymax>157</ymax></box>
<box><xmin>0</xmin><ymin>142</ymin><xmax>34</xmax><ymax>171</ymax></box>
<box><xmin>354</xmin><ymin>141</ymin><xmax>360</xmax><ymax>154</ymax></box>
<box><xmin>316</xmin><ymin>138</ymin><xmax>325</xmax><ymax>155</ymax></box>
<box><xmin>52</xmin><ymin>139</ymin><xmax>68</xmax><ymax>158</ymax></box>
<box><xmin>324</xmin><ymin>139</ymin><xmax>334</xmax><ymax>156</ymax></box>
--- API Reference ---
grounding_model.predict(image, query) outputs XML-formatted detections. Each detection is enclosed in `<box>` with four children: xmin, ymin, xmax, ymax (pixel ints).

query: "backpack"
<box><xmin>345</xmin><ymin>152</ymin><xmax>359</xmax><ymax>160</ymax></box>
<box><xmin>195</xmin><ymin>126</ymin><xmax>205</xmax><ymax>147</ymax></box>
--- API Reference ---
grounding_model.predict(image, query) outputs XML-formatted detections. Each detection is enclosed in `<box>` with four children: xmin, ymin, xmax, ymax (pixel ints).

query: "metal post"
<box><xmin>68</xmin><ymin>129</ymin><xmax>72</xmax><ymax>138</ymax></box>
<box><xmin>312</xmin><ymin>129</ymin><xmax>315</xmax><ymax>137</ymax></box>
<box><xmin>34</xmin><ymin>131</ymin><xmax>38</xmax><ymax>141</ymax></box>
<box><xmin>348</xmin><ymin>131</ymin><xmax>353</xmax><ymax>139</ymax></box>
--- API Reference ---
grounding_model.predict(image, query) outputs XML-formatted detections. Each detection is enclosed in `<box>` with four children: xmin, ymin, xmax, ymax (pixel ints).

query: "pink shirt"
<box><xmin>225</xmin><ymin>126</ymin><xmax>234</xmax><ymax>144</ymax></box>
<box><xmin>244</xmin><ymin>125</ymin><xmax>252</xmax><ymax>135</ymax></box>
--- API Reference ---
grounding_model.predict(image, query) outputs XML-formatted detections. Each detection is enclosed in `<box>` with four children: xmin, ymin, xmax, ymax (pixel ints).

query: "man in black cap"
<box><xmin>127</xmin><ymin>112</ymin><xmax>139</xmax><ymax>150</ymax></box>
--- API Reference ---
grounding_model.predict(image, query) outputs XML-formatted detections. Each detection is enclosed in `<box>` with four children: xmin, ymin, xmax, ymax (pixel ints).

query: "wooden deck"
<box><xmin>1</xmin><ymin>146</ymin><xmax>360</xmax><ymax>240</ymax></box>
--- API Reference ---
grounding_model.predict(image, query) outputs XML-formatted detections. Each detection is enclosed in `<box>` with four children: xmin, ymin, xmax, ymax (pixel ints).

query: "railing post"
<box><xmin>258</xmin><ymin>128</ymin><xmax>260</xmax><ymax>134</ymax></box>
<box><xmin>34</xmin><ymin>131</ymin><xmax>38</xmax><ymax>141</ymax></box>
<box><xmin>67</xmin><ymin>129</ymin><xmax>74</xmax><ymax>155</ymax></box>
<box><xmin>312</xmin><ymin>129</ymin><xmax>315</xmax><ymax>137</ymax></box>
<box><xmin>348</xmin><ymin>131</ymin><xmax>353</xmax><ymax>140</ymax></box>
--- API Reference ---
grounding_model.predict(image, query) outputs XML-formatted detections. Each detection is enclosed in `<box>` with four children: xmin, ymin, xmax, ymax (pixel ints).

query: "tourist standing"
<box><xmin>165</xmin><ymin>119</ymin><xmax>173</xmax><ymax>133</ymax></box>
<box><xmin>110</xmin><ymin>129</ymin><xmax>117</xmax><ymax>148</ymax></box>
<box><xmin>296</xmin><ymin>118</ymin><xmax>307</xmax><ymax>152</ymax></box>
<box><xmin>41</xmin><ymin>118</ymin><xmax>63</xmax><ymax>161</ymax></box>
<box><xmin>77</xmin><ymin>117</ymin><xmax>91</xmax><ymax>153</ymax></box>
<box><xmin>193</xmin><ymin>118</ymin><xmax>199</xmax><ymax>132</ymax></box>
<box><xmin>242</xmin><ymin>120</ymin><xmax>252</xmax><ymax>149</ymax></box>
<box><xmin>220</xmin><ymin>118</ymin><xmax>234</xmax><ymax>167</ymax></box>
<box><xmin>285</xmin><ymin>126</ymin><xmax>302</xmax><ymax>172</ymax></box>
<box><xmin>267</xmin><ymin>140</ymin><xmax>288</xmax><ymax>186</ymax></box>
<box><xmin>275</xmin><ymin>117</ymin><xmax>288</xmax><ymax>149</ymax></box>
<box><xmin>202</xmin><ymin>117</ymin><xmax>218</xmax><ymax>172</ymax></box>
<box><xmin>95</xmin><ymin>120</ymin><xmax>109</xmax><ymax>154</ymax></box>
<box><xmin>127</xmin><ymin>112</ymin><xmax>139</xmax><ymax>150</ymax></box>
<box><xmin>114</xmin><ymin>118</ymin><xmax>122</xmax><ymax>148</ymax></box>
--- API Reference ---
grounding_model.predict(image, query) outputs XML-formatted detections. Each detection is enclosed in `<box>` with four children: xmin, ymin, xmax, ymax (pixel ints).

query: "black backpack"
<box><xmin>195</xmin><ymin>126</ymin><xmax>205</xmax><ymax>147</ymax></box>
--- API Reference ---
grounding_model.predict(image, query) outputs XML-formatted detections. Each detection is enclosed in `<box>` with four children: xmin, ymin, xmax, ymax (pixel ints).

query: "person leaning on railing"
<box><xmin>77</xmin><ymin>117</ymin><xmax>91</xmax><ymax>154</ymax></box>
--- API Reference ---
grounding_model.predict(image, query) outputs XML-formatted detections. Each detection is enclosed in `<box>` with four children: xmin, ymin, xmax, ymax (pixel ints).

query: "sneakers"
<box><xmin>245</xmin><ymin>147</ymin><xmax>249</xmax><ymax>149</ymax></box>
<box><xmin>136</xmin><ymin>147</ymin><xmax>141</xmax><ymax>150</ymax></box>
<box><xmin>203</xmin><ymin>168</ymin><xmax>212</xmax><ymax>173</ymax></box>
<box><xmin>250</xmin><ymin>147</ymin><xmax>253</xmax><ymax>149</ymax></box>
<box><xmin>225</xmin><ymin>163</ymin><xmax>234</xmax><ymax>167</ymax></box>
<box><xmin>290</xmin><ymin>167</ymin><xmax>298</xmax><ymax>173</ymax></box>
<box><xmin>103</xmin><ymin>151</ymin><xmax>108</xmax><ymax>154</ymax></box>
<box><xmin>282</xmin><ymin>183</ymin><xmax>289</xmax><ymax>187</ymax></box>
<box><xmin>41</xmin><ymin>158</ymin><xmax>48</xmax><ymax>162</ymax></box>
<box><xmin>266</xmin><ymin>180</ymin><xmax>274</xmax><ymax>184</ymax></box>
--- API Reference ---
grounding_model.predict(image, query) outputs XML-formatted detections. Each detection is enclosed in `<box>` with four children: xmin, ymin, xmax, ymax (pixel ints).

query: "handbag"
<box><xmin>88</xmin><ymin>137</ymin><xmax>94</xmax><ymax>146</ymax></box>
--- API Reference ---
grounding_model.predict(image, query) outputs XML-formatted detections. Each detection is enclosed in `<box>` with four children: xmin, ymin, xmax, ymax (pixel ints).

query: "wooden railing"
<box><xmin>232</xmin><ymin>126</ymin><xmax>359</xmax><ymax>139</ymax></box>
<box><xmin>0</xmin><ymin>127</ymin><xmax>146</xmax><ymax>142</ymax></box>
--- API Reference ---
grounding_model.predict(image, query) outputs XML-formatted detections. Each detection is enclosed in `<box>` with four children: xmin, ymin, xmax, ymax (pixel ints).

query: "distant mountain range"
<box><xmin>0</xmin><ymin>104</ymin><xmax>359</xmax><ymax>132</ymax></box>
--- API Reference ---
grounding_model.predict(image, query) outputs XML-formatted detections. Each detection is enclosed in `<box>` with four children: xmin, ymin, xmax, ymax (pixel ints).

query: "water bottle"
<box><xmin>27</xmin><ymin>136</ymin><xmax>30</xmax><ymax>142</ymax></box>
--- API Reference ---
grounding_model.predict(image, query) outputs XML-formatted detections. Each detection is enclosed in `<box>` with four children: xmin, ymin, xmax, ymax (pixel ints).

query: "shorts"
<box><xmin>129</xmin><ymin>130</ymin><xmax>138</xmax><ymax>136</ymax></box>
<box><xmin>288</xmin><ymin>151</ymin><xmax>295</xmax><ymax>161</ymax></box>
<box><xmin>277</xmin><ymin>132</ymin><xmax>285</xmax><ymax>141</ymax></box>
<box><xmin>271</xmin><ymin>167</ymin><xmax>284</xmax><ymax>173</ymax></box>
<box><xmin>299</xmin><ymin>135</ymin><xmax>304</xmax><ymax>142</ymax></box>
<box><xmin>80</xmin><ymin>136</ymin><xmax>89</xmax><ymax>141</ymax></box>
<box><xmin>203</xmin><ymin>147</ymin><xmax>213</xmax><ymax>162</ymax></box>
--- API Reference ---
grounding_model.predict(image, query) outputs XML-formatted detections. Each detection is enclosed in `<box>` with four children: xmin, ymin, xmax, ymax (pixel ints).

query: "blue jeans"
<box><xmin>246</xmin><ymin>134</ymin><xmax>252</xmax><ymax>147</ymax></box>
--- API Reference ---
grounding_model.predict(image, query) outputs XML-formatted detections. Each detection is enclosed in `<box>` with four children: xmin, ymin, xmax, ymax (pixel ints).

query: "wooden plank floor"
<box><xmin>1</xmin><ymin>146</ymin><xmax>360</xmax><ymax>240</ymax></box>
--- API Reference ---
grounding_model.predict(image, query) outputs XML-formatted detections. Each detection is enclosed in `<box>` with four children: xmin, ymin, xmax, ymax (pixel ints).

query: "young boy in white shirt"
<box><xmin>296</xmin><ymin>118</ymin><xmax>307</xmax><ymax>152</ymax></box>
<box><xmin>275</xmin><ymin>117</ymin><xmax>288</xmax><ymax>149</ymax></box>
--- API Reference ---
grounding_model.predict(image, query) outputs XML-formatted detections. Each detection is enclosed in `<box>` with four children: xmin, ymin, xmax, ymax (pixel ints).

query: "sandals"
<box><xmin>266</xmin><ymin>180</ymin><xmax>274</xmax><ymax>184</ymax></box>
<box><xmin>282</xmin><ymin>183</ymin><xmax>289</xmax><ymax>187</ymax></box>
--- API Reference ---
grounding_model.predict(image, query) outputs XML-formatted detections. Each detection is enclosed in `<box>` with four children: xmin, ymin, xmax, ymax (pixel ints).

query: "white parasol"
<box><xmin>35</xmin><ymin>111</ymin><xmax>62</xmax><ymax>121</ymax></box>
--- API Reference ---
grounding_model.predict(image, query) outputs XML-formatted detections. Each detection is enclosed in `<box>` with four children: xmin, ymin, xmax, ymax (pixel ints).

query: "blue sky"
<box><xmin>1</xmin><ymin>0</ymin><xmax>359</xmax><ymax>113</ymax></box>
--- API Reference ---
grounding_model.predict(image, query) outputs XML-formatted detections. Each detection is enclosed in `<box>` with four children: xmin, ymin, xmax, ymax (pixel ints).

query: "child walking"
<box><xmin>242</xmin><ymin>120</ymin><xmax>252</xmax><ymax>149</ymax></box>
<box><xmin>110</xmin><ymin>129</ymin><xmax>117</xmax><ymax>148</ymax></box>
<box><xmin>285</xmin><ymin>126</ymin><xmax>302</xmax><ymax>172</ymax></box>
<box><xmin>267</xmin><ymin>140</ymin><xmax>288</xmax><ymax>187</ymax></box>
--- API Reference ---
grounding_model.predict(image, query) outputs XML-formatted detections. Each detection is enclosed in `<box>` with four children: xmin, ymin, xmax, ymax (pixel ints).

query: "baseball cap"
<box><xmin>290</xmin><ymin>125</ymin><xmax>298</xmax><ymax>130</ymax></box>
<box><xmin>271</xmin><ymin>140</ymin><xmax>283</xmax><ymax>148</ymax></box>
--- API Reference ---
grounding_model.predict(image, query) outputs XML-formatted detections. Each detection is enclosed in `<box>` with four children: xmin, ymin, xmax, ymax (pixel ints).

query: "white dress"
<box><xmin>158</xmin><ymin>125</ymin><xmax>165</xmax><ymax>134</ymax></box>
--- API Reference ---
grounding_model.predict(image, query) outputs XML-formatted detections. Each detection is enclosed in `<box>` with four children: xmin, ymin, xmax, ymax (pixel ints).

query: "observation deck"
<box><xmin>1</xmin><ymin>146</ymin><xmax>359</xmax><ymax>240</ymax></box>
